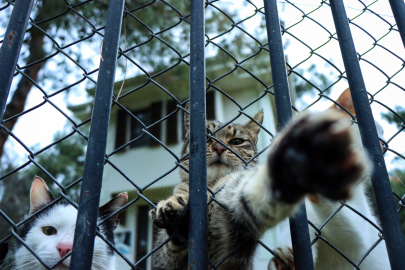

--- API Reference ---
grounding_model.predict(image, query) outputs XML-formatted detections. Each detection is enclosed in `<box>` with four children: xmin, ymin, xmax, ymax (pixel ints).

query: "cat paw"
<box><xmin>268</xmin><ymin>246</ymin><xmax>294</xmax><ymax>270</ymax></box>
<box><xmin>268</xmin><ymin>110</ymin><xmax>369</xmax><ymax>203</ymax></box>
<box><xmin>150</xmin><ymin>194</ymin><xmax>189</xmax><ymax>229</ymax></box>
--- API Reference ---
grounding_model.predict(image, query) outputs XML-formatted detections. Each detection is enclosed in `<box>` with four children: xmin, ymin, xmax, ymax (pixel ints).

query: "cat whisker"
<box><xmin>2</xmin><ymin>261</ymin><xmax>16</xmax><ymax>270</ymax></box>
<box><xmin>3</xmin><ymin>254</ymin><xmax>37</xmax><ymax>270</ymax></box>
<box><xmin>9</xmin><ymin>260</ymin><xmax>37</xmax><ymax>270</ymax></box>
<box><xmin>25</xmin><ymin>262</ymin><xmax>44</xmax><ymax>270</ymax></box>
<box><xmin>92</xmin><ymin>254</ymin><xmax>110</xmax><ymax>261</ymax></box>
<box><xmin>92</xmin><ymin>260</ymin><xmax>110</xmax><ymax>270</ymax></box>
<box><xmin>93</xmin><ymin>253</ymin><xmax>126</xmax><ymax>270</ymax></box>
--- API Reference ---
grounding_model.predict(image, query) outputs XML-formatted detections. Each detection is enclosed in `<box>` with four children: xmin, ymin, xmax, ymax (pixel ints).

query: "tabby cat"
<box><xmin>150</xmin><ymin>92</ymin><xmax>389</xmax><ymax>269</ymax></box>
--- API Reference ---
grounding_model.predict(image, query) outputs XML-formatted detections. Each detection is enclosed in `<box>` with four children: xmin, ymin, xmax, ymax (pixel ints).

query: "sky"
<box><xmin>1</xmin><ymin>0</ymin><xmax>404</xmax><ymax>172</ymax></box>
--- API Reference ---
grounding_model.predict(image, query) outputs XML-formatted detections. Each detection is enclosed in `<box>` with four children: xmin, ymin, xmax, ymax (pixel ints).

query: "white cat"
<box><xmin>269</xmin><ymin>185</ymin><xmax>389</xmax><ymax>270</ymax></box>
<box><xmin>269</xmin><ymin>89</ymin><xmax>389</xmax><ymax>270</ymax></box>
<box><xmin>5</xmin><ymin>177</ymin><xmax>127</xmax><ymax>270</ymax></box>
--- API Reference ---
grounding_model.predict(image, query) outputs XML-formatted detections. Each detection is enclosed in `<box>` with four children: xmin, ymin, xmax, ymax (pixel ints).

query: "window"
<box><xmin>206</xmin><ymin>91</ymin><xmax>216</xmax><ymax>120</ymax></box>
<box><xmin>166</xmin><ymin>100</ymin><xmax>179</xmax><ymax>145</ymax></box>
<box><xmin>115</xmin><ymin>109</ymin><xmax>128</xmax><ymax>150</ymax></box>
<box><xmin>114</xmin><ymin>94</ymin><xmax>215</xmax><ymax>150</ymax></box>
<box><xmin>115</xmin><ymin>102</ymin><xmax>162</xmax><ymax>150</ymax></box>
<box><xmin>130</xmin><ymin>109</ymin><xmax>151</xmax><ymax>148</ymax></box>
<box><xmin>149</xmin><ymin>102</ymin><xmax>162</xmax><ymax>146</ymax></box>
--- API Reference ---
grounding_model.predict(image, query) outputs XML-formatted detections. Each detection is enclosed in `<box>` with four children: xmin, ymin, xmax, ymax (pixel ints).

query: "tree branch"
<box><xmin>0</xmin><ymin>26</ymin><xmax>46</xmax><ymax>158</ymax></box>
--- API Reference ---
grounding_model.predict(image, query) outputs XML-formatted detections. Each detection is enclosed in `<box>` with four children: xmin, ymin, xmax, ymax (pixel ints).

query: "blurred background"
<box><xmin>0</xmin><ymin>0</ymin><xmax>404</xmax><ymax>269</ymax></box>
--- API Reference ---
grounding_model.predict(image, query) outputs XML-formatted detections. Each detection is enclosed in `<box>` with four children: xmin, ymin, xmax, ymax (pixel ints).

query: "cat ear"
<box><xmin>29</xmin><ymin>177</ymin><xmax>54</xmax><ymax>215</ymax></box>
<box><xmin>184</xmin><ymin>102</ymin><xmax>190</xmax><ymax>137</ymax></box>
<box><xmin>329</xmin><ymin>88</ymin><xmax>356</xmax><ymax>116</ymax></box>
<box><xmin>99</xmin><ymin>192</ymin><xmax>128</xmax><ymax>230</ymax></box>
<box><xmin>243</xmin><ymin>110</ymin><xmax>264</xmax><ymax>141</ymax></box>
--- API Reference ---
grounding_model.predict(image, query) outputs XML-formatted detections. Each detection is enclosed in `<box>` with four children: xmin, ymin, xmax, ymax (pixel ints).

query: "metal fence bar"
<box><xmin>329</xmin><ymin>1</ymin><xmax>405</xmax><ymax>269</ymax></box>
<box><xmin>187</xmin><ymin>0</ymin><xmax>208</xmax><ymax>268</ymax></box>
<box><xmin>69</xmin><ymin>0</ymin><xmax>125</xmax><ymax>268</ymax></box>
<box><xmin>263</xmin><ymin>1</ymin><xmax>315</xmax><ymax>269</ymax></box>
<box><xmin>0</xmin><ymin>0</ymin><xmax>35</xmax><ymax>120</ymax></box>
<box><xmin>388</xmin><ymin>0</ymin><xmax>405</xmax><ymax>49</ymax></box>
<box><xmin>1</xmin><ymin>0</ymin><xmax>405</xmax><ymax>269</ymax></box>
<box><xmin>263</xmin><ymin>0</ymin><xmax>293</xmax><ymax>127</ymax></box>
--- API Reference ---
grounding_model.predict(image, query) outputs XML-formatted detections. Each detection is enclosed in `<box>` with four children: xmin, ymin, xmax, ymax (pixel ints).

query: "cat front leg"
<box><xmin>265</xmin><ymin>111</ymin><xmax>369</xmax><ymax>269</ymax></box>
<box><xmin>149</xmin><ymin>183</ymin><xmax>189</xmax><ymax>269</ymax></box>
<box><xmin>221</xmin><ymin>111</ymin><xmax>368</xmax><ymax>254</ymax></box>
<box><xmin>268</xmin><ymin>110</ymin><xmax>369</xmax><ymax>204</ymax></box>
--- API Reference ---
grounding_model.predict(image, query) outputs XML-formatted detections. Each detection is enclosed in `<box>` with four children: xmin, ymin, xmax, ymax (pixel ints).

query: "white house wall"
<box><xmin>101</xmin><ymin>143</ymin><xmax>184</xmax><ymax>200</ymax></box>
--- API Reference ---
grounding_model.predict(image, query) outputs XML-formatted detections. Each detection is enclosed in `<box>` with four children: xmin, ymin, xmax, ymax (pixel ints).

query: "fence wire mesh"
<box><xmin>0</xmin><ymin>0</ymin><xmax>404</xmax><ymax>269</ymax></box>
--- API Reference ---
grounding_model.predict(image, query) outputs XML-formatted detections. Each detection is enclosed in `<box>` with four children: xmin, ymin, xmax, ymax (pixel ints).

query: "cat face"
<box><xmin>12</xmin><ymin>177</ymin><xmax>127</xmax><ymax>270</ymax></box>
<box><xmin>180</xmin><ymin>110</ymin><xmax>264</xmax><ymax>182</ymax></box>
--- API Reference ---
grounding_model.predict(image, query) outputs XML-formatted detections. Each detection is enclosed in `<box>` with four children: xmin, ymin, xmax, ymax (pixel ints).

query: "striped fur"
<box><xmin>150</xmin><ymin>110</ymin><xmax>370</xmax><ymax>270</ymax></box>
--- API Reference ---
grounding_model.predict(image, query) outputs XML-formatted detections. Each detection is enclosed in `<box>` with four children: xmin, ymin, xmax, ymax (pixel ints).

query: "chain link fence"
<box><xmin>0</xmin><ymin>0</ymin><xmax>405</xmax><ymax>269</ymax></box>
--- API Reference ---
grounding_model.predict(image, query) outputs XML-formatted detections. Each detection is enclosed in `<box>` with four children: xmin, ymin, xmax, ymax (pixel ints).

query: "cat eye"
<box><xmin>43</xmin><ymin>226</ymin><xmax>57</xmax><ymax>236</ymax></box>
<box><xmin>229</xmin><ymin>138</ymin><xmax>245</xmax><ymax>145</ymax></box>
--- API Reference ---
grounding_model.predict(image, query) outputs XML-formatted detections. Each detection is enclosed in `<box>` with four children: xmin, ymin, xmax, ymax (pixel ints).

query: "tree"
<box><xmin>390</xmin><ymin>170</ymin><xmax>405</xmax><ymax>233</ymax></box>
<box><xmin>381</xmin><ymin>106</ymin><xmax>405</xmax><ymax>128</ymax></box>
<box><xmin>292</xmin><ymin>63</ymin><xmax>334</xmax><ymax>98</ymax></box>
<box><xmin>0</xmin><ymin>130</ymin><xmax>86</xmax><ymax>240</ymax></box>
<box><xmin>0</xmin><ymin>0</ymin><xmax>242</xmax><ymax>157</ymax></box>
<box><xmin>380</xmin><ymin>106</ymin><xmax>405</xmax><ymax>233</ymax></box>
<box><xmin>380</xmin><ymin>106</ymin><xmax>405</xmax><ymax>164</ymax></box>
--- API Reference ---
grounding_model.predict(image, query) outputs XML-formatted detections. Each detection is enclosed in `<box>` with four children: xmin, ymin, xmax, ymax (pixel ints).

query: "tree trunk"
<box><xmin>0</xmin><ymin>26</ymin><xmax>47</xmax><ymax>158</ymax></box>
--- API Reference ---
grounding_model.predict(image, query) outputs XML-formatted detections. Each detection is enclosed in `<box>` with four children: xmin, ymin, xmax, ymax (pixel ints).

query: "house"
<box><xmin>69</xmin><ymin>56</ymin><xmax>296</xmax><ymax>269</ymax></box>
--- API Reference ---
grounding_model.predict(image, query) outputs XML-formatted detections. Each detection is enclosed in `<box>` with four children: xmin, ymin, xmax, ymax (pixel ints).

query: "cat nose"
<box><xmin>57</xmin><ymin>242</ymin><xmax>72</xmax><ymax>258</ymax></box>
<box><xmin>213</xmin><ymin>145</ymin><xmax>227</xmax><ymax>155</ymax></box>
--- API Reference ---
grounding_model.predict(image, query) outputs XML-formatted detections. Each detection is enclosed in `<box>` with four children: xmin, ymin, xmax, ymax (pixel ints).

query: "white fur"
<box><xmin>267</xmin><ymin>122</ymin><xmax>390</xmax><ymax>269</ymax></box>
<box><xmin>269</xmin><ymin>182</ymin><xmax>389</xmax><ymax>270</ymax></box>
<box><xmin>241</xmin><ymin>166</ymin><xmax>300</xmax><ymax>228</ymax></box>
<box><xmin>13</xmin><ymin>203</ymin><xmax>116</xmax><ymax>270</ymax></box>
<box><xmin>207</xmin><ymin>163</ymin><xmax>233</xmax><ymax>182</ymax></box>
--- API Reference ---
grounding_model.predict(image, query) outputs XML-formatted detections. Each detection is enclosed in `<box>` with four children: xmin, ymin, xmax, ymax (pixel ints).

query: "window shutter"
<box><xmin>130</xmin><ymin>109</ymin><xmax>151</xmax><ymax>148</ymax></box>
<box><xmin>166</xmin><ymin>100</ymin><xmax>178</xmax><ymax>145</ymax></box>
<box><xmin>115</xmin><ymin>109</ymin><xmax>127</xmax><ymax>151</ymax></box>
<box><xmin>150</xmin><ymin>102</ymin><xmax>162</xmax><ymax>146</ymax></box>
<box><xmin>206</xmin><ymin>91</ymin><xmax>216</xmax><ymax>120</ymax></box>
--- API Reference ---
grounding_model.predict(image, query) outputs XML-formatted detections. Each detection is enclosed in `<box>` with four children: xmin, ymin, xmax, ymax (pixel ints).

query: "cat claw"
<box><xmin>268</xmin><ymin>246</ymin><xmax>294</xmax><ymax>270</ymax></box>
<box><xmin>268</xmin><ymin>110</ymin><xmax>369</xmax><ymax>203</ymax></box>
<box><xmin>150</xmin><ymin>194</ymin><xmax>189</xmax><ymax>228</ymax></box>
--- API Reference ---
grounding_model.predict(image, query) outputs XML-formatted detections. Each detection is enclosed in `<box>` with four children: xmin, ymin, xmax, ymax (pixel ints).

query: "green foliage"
<box><xmin>293</xmin><ymin>63</ymin><xmax>334</xmax><ymax>98</ymax></box>
<box><xmin>390</xmin><ymin>170</ymin><xmax>405</xmax><ymax>233</ymax></box>
<box><xmin>2</xmin><ymin>0</ymin><xmax>259</xmax><ymax>91</ymax></box>
<box><xmin>365</xmin><ymin>170</ymin><xmax>405</xmax><ymax>235</ymax></box>
<box><xmin>381</xmin><ymin>106</ymin><xmax>405</xmax><ymax>128</ymax></box>
<box><xmin>377</xmin><ymin>102</ymin><xmax>405</xmax><ymax>234</ymax></box>
<box><xmin>381</xmin><ymin>106</ymin><xmax>405</xmax><ymax>164</ymax></box>
<box><xmin>27</xmin><ymin>131</ymin><xmax>86</xmax><ymax>197</ymax></box>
